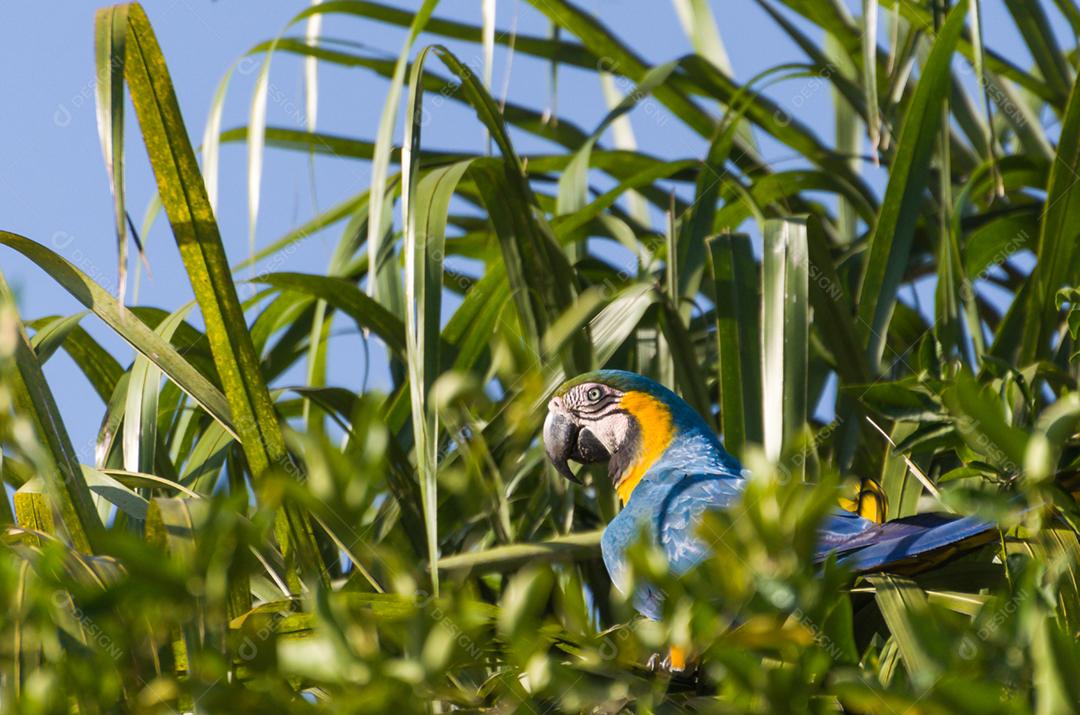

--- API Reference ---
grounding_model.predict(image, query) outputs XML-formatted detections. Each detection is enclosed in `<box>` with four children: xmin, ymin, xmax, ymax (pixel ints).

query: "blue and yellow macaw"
<box><xmin>543</xmin><ymin>370</ymin><xmax>991</xmax><ymax>661</ymax></box>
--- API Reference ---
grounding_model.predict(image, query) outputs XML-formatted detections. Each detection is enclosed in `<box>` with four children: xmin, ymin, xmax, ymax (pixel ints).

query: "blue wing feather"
<box><xmin>601</xmin><ymin>470</ymin><xmax>744</xmax><ymax>619</ymax></box>
<box><xmin>827</xmin><ymin>513</ymin><xmax>992</xmax><ymax>570</ymax></box>
<box><xmin>657</xmin><ymin>473</ymin><xmax>744</xmax><ymax>575</ymax></box>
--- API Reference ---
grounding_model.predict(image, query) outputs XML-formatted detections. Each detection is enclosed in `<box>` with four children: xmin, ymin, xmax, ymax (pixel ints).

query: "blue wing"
<box><xmin>600</xmin><ymin>471</ymin><xmax>744</xmax><ymax>619</ymax></box>
<box><xmin>657</xmin><ymin>473</ymin><xmax>745</xmax><ymax>574</ymax></box>
<box><xmin>653</xmin><ymin>476</ymin><xmax>992</xmax><ymax>574</ymax></box>
<box><xmin>823</xmin><ymin>513</ymin><xmax>992</xmax><ymax>570</ymax></box>
<box><xmin>600</xmin><ymin>470</ymin><xmax>993</xmax><ymax>620</ymax></box>
<box><xmin>816</xmin><ymin>508</ymin><xmax>879</xmax><ymax>550</ymax></box>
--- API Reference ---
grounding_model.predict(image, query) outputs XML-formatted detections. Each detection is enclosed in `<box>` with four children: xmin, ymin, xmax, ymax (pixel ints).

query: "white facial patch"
<box><xmin>586</xmin><ymin>411</ymin><xmax>632</xmax><ymax>455</ymax></box>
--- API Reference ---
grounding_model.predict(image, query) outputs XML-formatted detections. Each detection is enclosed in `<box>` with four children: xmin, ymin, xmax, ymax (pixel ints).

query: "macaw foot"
<box><xmin>646</xmin><ymin>645</ymin><xmax>693</xmax><ymax>673</ymax></box>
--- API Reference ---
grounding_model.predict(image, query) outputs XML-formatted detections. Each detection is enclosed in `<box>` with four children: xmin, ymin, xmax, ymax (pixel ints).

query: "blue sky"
<box><xmin>0</xmin><ymin>1</ymin><xmax>1055</xmax><ymax>461</ymax></box>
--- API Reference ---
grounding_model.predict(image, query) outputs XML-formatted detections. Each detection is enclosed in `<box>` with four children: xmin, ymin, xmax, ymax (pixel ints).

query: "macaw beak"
<box><xmin>544</xmin><ymin>409</ymin><xmax>581</xmax><ymax>483</ymax></box>
<box><xmin>543</xmin><ymin>404</ymin><xmax>610</xmax><ymax>484</ymax></box>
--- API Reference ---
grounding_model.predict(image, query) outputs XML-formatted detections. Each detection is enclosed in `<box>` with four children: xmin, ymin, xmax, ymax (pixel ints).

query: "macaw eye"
<box><xmin>586</xmin><ymin>387</ymin><xmax>602</xmax><ymax>402</ymax></box>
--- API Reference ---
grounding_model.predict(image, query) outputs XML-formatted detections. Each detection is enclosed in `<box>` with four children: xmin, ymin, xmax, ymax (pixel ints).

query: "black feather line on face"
<box><xmin>575</xmin><ymin>392</ymin><xmax>618</xmax><ymax>415</ymax></box>
<box><xmin>607</xmin><ymin>415</ymin><xmax>641</xmax><ymax>488</ymax></box>
<box><xmin>565</xmin><ymin>383</ymin><xmax>622</xmax><ymax>415</ymax></box>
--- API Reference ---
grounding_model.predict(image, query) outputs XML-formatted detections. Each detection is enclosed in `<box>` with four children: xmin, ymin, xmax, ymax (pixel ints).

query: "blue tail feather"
<box><xmin>822</xmin><ymin>513</ymin><xmax>994</xmax><ymax>571</ymax></box>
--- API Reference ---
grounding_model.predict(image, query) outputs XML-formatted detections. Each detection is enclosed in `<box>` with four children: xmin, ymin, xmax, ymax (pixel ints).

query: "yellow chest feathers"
<box><xmin>615</xmin><ymin>391</ymin><xmax>675</xmax><ymax>504</ymax></box>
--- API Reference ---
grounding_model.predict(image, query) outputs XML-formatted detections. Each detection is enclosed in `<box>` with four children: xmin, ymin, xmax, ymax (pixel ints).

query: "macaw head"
<box><xmin>544</xmin><ymin>370</ymin><xmax>726</xmax><ymax>503</ymax></box>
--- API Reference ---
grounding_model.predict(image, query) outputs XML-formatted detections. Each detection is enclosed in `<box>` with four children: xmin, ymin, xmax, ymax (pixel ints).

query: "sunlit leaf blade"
<box><xmin>598</xmin><ymin>74</ymin><xmax>651</xmax><ymax>228</ymax></box>
<box><xmin>557</xmin><ymin>62</ymin><xmax>678</xmax><ymax>219</ymax></box>
<box><xmin>124</xmin><ymin>304</ymin><xmax>191</xmax><ymax>478</ymax></box>
<box><xmin>942</xmin><ymin>370</ymin><xmax>1028</xmax><ymax>472</ymax></box>
<box><xmin>304</xmin><ymin>0</ymin><xmax>323</xmax><ymax>137</ymax></box>
<box><xmin>438</xmin><ymin>530</ymin><xmax>602</xmax><ymax>576</ymax></box>
<box><xmin>28</xmin><ymin>313</ymin><xmax>89</xmax><ymax>366</ymax></box>
<box><xmin>862</xmin><ymin>0</ymin><xmax>880</xmax><ymax>159</ymax></box>
<box><xmin>540</xmin><ymin>282</ymin><xmax>658</xmax><ymax>401</ymax></box>
<box><xmin>253</xmin><ymin>272</ymin><xmax>406</xmax><ymax>357</ymax></box>
<box><xmin>856</xmin><ymin>1</ymin><xmax>967</xmax><ymax>370</ymax></box>
<box><xmin>866</xmin><ymin>574</ymin><xmax>938</xmax><ymax>681</ymax></box>
<box><xmin>119</xmin><ymin>4</ymin><xmax>325</xmax><ymax>589</ymax></box>
<box><xmin>201</xmin><ymin>64</ymin><xmax>235</xmax><ymax>214</ymax></box>
<box><xmin>1003</xmin><ymin>0</ymin><xmax>1073</xmax><ymax>104</ymax></box>
<box><xmin>30</xmin><ymin>318</ymin><xmax>123</xmax><ymax>403</ymax></box>
<box><xmin>93</xmin><ymin>6</ymin><xmax>129</xmax><ymax>304</ymax></box>
<box><xmin>876</xmin><ymin>421</ymin><xmax>920</xmax><ymax>519</ymax></box>
<box><xmin>671</xmin><ymin>0</ymin><xmax>733</xmax><ymax>74</ymax></box>
<box><xmin>657</xmin><ymin>298</ymin><xmax>712</xmax><ymax>426</ymax></box>
<box><xmin>403</xmin><ymin>49</ymin><xmax>478</xmax><ymax>593</ymax></box>
<box><xmin>364</xmin><ymin>0</ymin><xmax>438</xmax><ymax>312</ymax></box>
<box><xmin>297</xmin><ymin>9</ymin><xmax>326</xmax><ymax>422</ymax></box>
<box><xmin>411</xmin><ymin>45</ymin><xmax>590</xmax><ymax>370</ymax></box>
<box><xmin>1033</xmin><ymin>614</ymin><xmax>1080</xmax><ymax>713</ymax></box>
<box><xmin>246</xmin><ymin>40</ymin><xmax>275</xmax><ymax>269</ymax></box>
<box><xmin>0</xmin><ymin>277</ymin><xmax>102</xmax><ymax>553</ymax></box>
<box><xmin>762</xmin><ymin>218</ymin><xmax>809</xmax><ymax>464</ymax></box>
<box><xmin>82</xmin><ymin>466</ymin><xmax>150</xmax><ymax>521</ymax></box>
<box><xmin>1019</xmin><ymin>69</ymin><xmax>1080</xmax><ymax>363</ymax></box>
<box><xmin>403</xmin><ymin>156</ymin><xmax>473</xmax><ymax>594</ymax></box>
<box><xmin>707</xmin><ymin>234</ymin><xmax>762</xmax><ymax>454</ymax></box>
<box><xmin>1024</xmin><ymin>392</ymin><xmax>1080</xmax><ymax>482</ymax></box>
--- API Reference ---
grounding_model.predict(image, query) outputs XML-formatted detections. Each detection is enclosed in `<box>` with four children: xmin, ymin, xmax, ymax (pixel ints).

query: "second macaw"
<box><xmin>543</xmin><ymin>370</ymin><xmax>991</xmax><ymax>628</ymax></box>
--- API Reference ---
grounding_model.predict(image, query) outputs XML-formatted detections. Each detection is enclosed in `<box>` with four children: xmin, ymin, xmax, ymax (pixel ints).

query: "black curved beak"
<box><xmin>544</xmin><ymin>409</ymin><xmax>581</xmax><ymax>483</ymax></box>
<box><xmin>543</xmin><ymin>406</ymin><xmax>611</xmax><ymax>484</ymax></box>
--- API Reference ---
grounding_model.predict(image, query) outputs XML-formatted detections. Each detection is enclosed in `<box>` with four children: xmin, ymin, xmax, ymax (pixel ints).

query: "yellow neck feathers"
<box><xmin>615</xmin><ymin>391</ymin><xmax>675</xmax><ymax>504</ymax></box>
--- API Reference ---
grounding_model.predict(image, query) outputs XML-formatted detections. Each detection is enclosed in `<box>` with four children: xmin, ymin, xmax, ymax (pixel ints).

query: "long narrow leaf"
<box><xmin>856</xmin><ymin>2</ymin><xmax>967</xmax><ymax>369</ymax></box>
<box><xmin>120</xmin><ymin>4</ymin><xmax>324</xmax><ymax>589</ymax></box>
<box><xmin>364</xmin><ymin>0</ymin><xmax>438</xmax><ymax>311</ymax></box>
<box><xmin>0</xmin><ymin>277</ymin><xmax>103</xmax><ymax>552</ymax></box>
<box><xmin>1019</xmin><ymin>69</ymin><xmax>1080</xmax><ymax>363</ymax></box>
<box><xmin>707</xmin><ymin>234</ymin><xmax>762</xmax><ymax>454</ymax></box>
<box><xmin>762</xmin><ymin>218</ymin><xmax>809</xmax><ymax>464</ymax></box>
